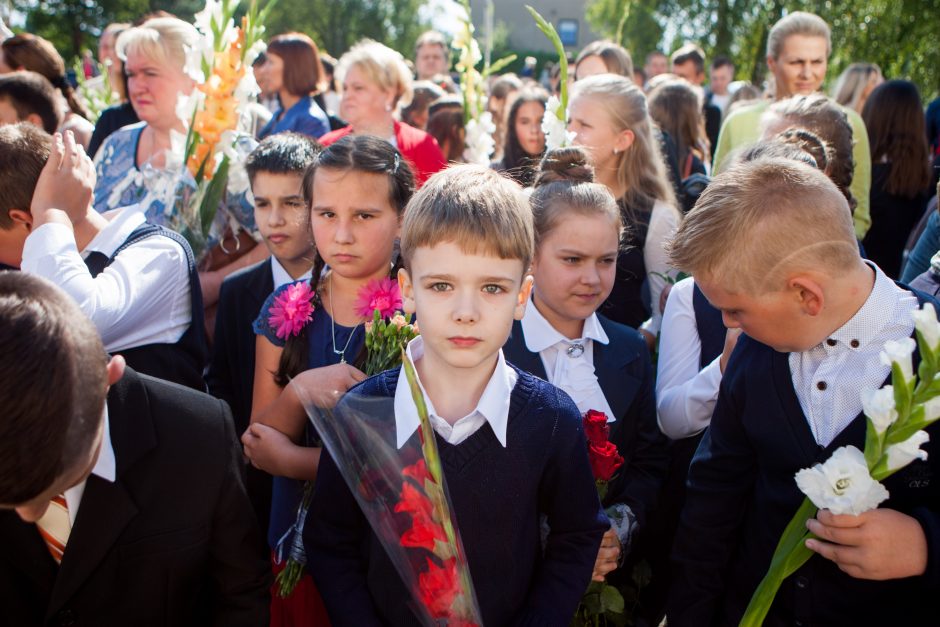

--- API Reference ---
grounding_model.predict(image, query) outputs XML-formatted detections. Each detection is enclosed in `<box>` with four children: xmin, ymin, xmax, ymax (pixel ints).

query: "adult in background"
<box><xmin>491</xmin><ymin>87</ymin><xmax>547</xmax><ymax>186</ymax></box>
<box><xmin>487</xmin><ymin>73</ymin><xmax>522</xmax><ymax>159</ymax></box>
<box><xmin>575</xmin><ymin>40</ymin><xmax>634</xmax><ymax>81</ymax></box>
<box><xmin>670</xmin><ymin>43</ymin><xmax>722</xmax><ymax>152</ymax></box>
<box><xmin>320</xmin><ymin>40</ymin><xmax>446</xmax><ymax>185</ymax></box>
<box><xmin>860</xmin><ymin>80</ymin><xmax>933</xmax><ymax>279</ymax></box>
<box><xmin>644</xmin><ymin>51</ymin><xmax>668</xmax><ymax>84</ymax></box>
<box><xmin>711</xmin><ymin>11</ymin><xmax>872</xmax><ymax>239</ymax></box>
<box><xmin>0</xmin><ymin>33</ymin><xmax>94</xmax><ymax>149</ymax></box>
<box><xmin>88</xmin><ymin>23</ymin><xmax>140</xmax><ymax>158</ymax></box>
<box><xmin>832</xmin><ymin>62</ymin><xmax>883</xmax><ymax>115</ymax></box>
<box><xmin>255</xmin><ymin>33</ymin><xmax>330</xmax><ymax>140</ymax></box>
<box><xmin>413</xmin><ymin>30</ymin><xmax>450</xmax><ymax>81</ymax></box>
<box><xmin>707</xmin><ymin>56</ymin><xmax>735</xmax><ymax>115</ymax></box>
<box><xmin>93</xmin><ymin>16</ymin><xmax>268</xmax><ymax>323</ymax></box>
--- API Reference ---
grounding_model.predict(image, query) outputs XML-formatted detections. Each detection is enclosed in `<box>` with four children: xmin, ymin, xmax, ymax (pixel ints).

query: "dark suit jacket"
<box><xmin>503</xmin><ymin>316</ymin><xmax>669</xmax><ymax>533</ymax></box>
<box><xmin>0</xmin><ymin>368</ymin><xmax>271</xmax><ymax>627</ymax></box>
<box><xmin>206</xmin><ymin>259</ymin><xmax>274</xmax><ymax>536</ymax></box>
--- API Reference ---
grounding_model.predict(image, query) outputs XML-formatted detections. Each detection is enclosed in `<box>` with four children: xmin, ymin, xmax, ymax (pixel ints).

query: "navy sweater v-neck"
<box><xmin>304</xmin><ymin>366</ymin><xmax>609</xmax><ymax>626</ymax></box>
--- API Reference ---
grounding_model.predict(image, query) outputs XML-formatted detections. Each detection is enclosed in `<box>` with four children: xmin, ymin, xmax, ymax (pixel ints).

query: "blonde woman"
<box><xmin>832</xmin><ymin>62</ymin><xmax>883</xmax><ymax>114</ymax></box>
<box><xmin>568</xmin><ymin>73</ymin><xmax>680</xmax><ymax>343</ymax></box>
<box><xmin>319</xmin><ymin>40</ymin><xmax>446</xmax><ymax>185</ymax></box>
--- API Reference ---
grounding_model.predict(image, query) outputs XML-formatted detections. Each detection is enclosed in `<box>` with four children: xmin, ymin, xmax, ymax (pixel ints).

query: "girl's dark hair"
<box><xmin>1</xmin><ymin>34</ymin><xmax>92</xmax><ymax>121</ymax></box>
<box><xmin>862</xmin><ymin>80</ymin><xmax>932</xmax><ymax>198</ymax></box>
<box><xmin>275</xmin><ymin>135</ymin><xmax>415</xmax><ymax>385</ymax></box>
<box><xmin>425</xmin><ymin>102</ymin><xmax>465</xmax><ymax>162</ymax></box>
<box><xmin>530</xmin><ymin>146</ymin><xmax>624</xmax><ymax>249</ymax></box>
<box><xmin>499</xmin><ymin>87</ymin><xmax>548</xmax><ymax>186</ymax></box>
<box><xmin>768</xmin><ymin>94</ymin><xmax>857</xmax><ymax>213</ymax></box>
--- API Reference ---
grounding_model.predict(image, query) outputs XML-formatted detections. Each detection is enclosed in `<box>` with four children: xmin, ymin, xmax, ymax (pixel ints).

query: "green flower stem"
<box><xmin>525</xmin><ymin>6</ymin><xmax>568</xmax><ymax>115</ymax></box>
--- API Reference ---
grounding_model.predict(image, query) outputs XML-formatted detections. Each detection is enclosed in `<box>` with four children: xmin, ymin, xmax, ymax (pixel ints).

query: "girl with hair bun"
<box><xmin>503</xmin><ymin>145</ymin><xmax>668</xmax><ymax>587</ymax></box>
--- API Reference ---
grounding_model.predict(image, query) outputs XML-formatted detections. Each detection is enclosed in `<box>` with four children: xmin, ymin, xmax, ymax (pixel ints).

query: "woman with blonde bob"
<box><xmin>567</xmin><ymin>73</ymin><xmax>680</xmax><ymax>342</ymax></box>
<box><xmin>832</xmin><ymin>62</ymin><xmax>883</xmax><ymax>114</ymax></box>
<box><xmin>319</xmin><ymin>39</ymin><xmax>446</xmax><ymax>185</ymax></box>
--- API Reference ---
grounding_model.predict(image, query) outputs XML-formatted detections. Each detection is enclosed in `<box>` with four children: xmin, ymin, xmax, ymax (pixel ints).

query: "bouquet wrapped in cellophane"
<box><xmin>159</xmin><ymin>0</ymin><xmax>273</xmax><ymax>259</ymax></box>
<box><xmin>295</xmin><ymin>350</ymin><xmax>482</xmax><ymax>626</ymax></box>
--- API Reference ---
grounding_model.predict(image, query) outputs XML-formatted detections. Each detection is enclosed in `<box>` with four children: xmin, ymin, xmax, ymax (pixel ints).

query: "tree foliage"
<box><xmin>586</xmin><ymin>0</ymin><xmax>940</xmax><ymax>100</ymax></box>
<box><xmin>14</xmin><ymin>0</ymin><xmax>426</xmax><ymax>65</ymax></box>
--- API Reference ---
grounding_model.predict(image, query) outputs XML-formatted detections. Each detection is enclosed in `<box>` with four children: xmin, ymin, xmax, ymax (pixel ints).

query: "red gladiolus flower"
<box><xmin>418</xmin><ymin>557</ymin><xmax>460</xmax><ymax>617</ymax></box>
<box><xmin>588</xmin><ymin>440</ymin><xmax>624</xmax><ymax>482</ymax></box>
<box><xmin>401</xmin><ymin>511</ymin><xmax>448</xmax><ymax>552</ymax></box>
<box><xmin>403</xmin><ymin>459</ymin><xmax>432</xmax><ymax>485</ymax></box>
<box><xmin>583</xmin><ymin>409</ymin><xmax>610</xmax><ymax>447</ymax></box>
<box><xmin>354</xmin><ymin>277</ymin><xmax>403</xmax><ymax>319</ymax></box>
<box><xmin>394</xmin><ymin>481</ymin><xmax>434</xmax><ymax>520</ymax></box>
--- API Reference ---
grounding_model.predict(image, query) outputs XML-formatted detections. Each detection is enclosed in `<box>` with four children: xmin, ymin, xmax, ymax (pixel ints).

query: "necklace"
<box><xmin>329</xmin><ymin>272</ymin><xmax>362</xmax><ymax>364</ymax></box>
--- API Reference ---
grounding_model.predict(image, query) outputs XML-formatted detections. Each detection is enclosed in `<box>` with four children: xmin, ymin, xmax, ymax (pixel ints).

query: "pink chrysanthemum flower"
<box><xmin>354</xmin><ymin>277</ymin><xmax>403</xmax><ymax>319</ymax></box>
<box><xmin>268</xmin><ymin>282</ymin><xmax>315</xmax><ymax>340</ymax></box>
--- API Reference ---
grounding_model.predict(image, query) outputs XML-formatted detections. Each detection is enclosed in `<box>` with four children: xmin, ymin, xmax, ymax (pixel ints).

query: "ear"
<box><xmin>514</xmin><ymin>275</ymin><xmax>534</xmax><ymax>321</ymax></box>
<box><xmin>398</xmin><ymin>267</ymin><xmax>416</xmax><ymax>315</ymax></box>
<box><xmin>789</xmin><ymin>275</ymin><xmax>824</xmax><ymax>317</ymax></box>
<box><xmin>615</xmin><ymin>128</ymin><xmax>635</xmax><ymax>154</ymax></box>
<box><xmin>8</xmin><ymin>209</ymin><xmax>33</xmax><ymax>232</ymax></box>
<box><xmin>25</xmin><ymin>113</ymin><xmax>45</xmax><ymax>129</ymax></box>
<box><xmin>766</xmin><ymin>54</ymin><xmax>777</xmax><ymax>75</ymax></box>
<box><xmin>106</xmin><ymin>354</ymin><xmax>126</xmax><ymax>387</ymax></box>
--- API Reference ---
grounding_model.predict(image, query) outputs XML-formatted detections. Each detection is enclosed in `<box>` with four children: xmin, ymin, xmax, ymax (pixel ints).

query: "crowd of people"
<box><xmin>0</xmin><ymin>7</ymin><xmax>939</xmax><ymax>627</ymax></box>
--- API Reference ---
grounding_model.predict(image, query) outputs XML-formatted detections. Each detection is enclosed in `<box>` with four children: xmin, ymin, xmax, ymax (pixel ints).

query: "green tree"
<box><xmin>586</xmin><ymin>0</ymin><xmax>940</xmax><ymax>99</ymax></box>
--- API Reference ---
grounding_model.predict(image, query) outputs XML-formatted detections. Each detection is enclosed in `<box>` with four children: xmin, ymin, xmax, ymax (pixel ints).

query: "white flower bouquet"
<box><xmin>740</xmin><ymin>302</ymin><xmax>940</xmax><ymax>626</ymax></box>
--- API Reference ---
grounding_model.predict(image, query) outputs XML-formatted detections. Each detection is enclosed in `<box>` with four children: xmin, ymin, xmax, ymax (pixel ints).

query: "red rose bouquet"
<box><xmin>573</xmin><ymin>409</ymin><xmax>626</xmax><ymax>627</ymax></box>
<box><xmin>294</xmin><ymin>351</ymin><xmax>481</xmax><ymax>625</ymax></box>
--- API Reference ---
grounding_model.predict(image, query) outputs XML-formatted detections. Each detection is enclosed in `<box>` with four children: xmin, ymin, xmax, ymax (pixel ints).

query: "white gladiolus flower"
<box><xmin>924</xmin><ymin>396</ymin><xmax>940</xmax><ymax>422</ymax></box>
<box><xmin>794</xmin><ymin>446</ymin><xmax>890</xmax><ymax>516</ymax></box>
<box><xmin>245</xmin><ymin>40</ymin><xmax>267</xmax><ymax>67</ymax></box>
<box><xmin>176</xmin><ymin>88</ymin><xmax>205</xmax><ymax>127</ymax></box>
<box><xmin>462</xmin><ymin>113</ymin><xmax>496</xmax><ymax>165</ymax></box>
<box><xmin>880</xmin><ymin>337</ymin><xmax>916</xmax><ymax>381</ymax></box>
<box><xmin>194</xmin><ymin>0</ymin><xmax>224</xmax><ymax>36</ymax></box>
<box><xmin>860</xmin><ymin>386</ymin><xmax>898</xmax><ymax>434</ymax></box>
<box><xmin>885</xmin><ymin>431</ymin><xmax>929</xmax><ymax>471</ymax></box>
<box><xmin>541</xmin><ymin>96</ymin><xmax>575</xmax><ymax>151</ymax></box>
<box><xmin>913</xmin><ymin>302</ymin><xmax>940</xmax><ymax>351</ymax></box>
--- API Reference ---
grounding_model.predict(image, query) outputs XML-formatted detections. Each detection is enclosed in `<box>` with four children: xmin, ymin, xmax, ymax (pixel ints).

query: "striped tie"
<box><xmin>36</xmin><ymin>495</ymin><xmax>71</xmax><ymax>564</ymax></box>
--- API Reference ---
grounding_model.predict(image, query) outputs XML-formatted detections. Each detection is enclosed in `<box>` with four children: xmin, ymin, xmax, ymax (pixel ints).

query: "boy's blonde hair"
<box><xmin>401</xmin><ymin>165</ymin><xmax>534</xmax><ymax>272</ymax></box>
<box><xmin>116</xmin><ymin>17</ymin><xmax>198</xmax><ymax>72</ymax></box>
<box><xmin>337</xmin><ymin>39</ymin><xmax>414</xmax><ymax>108</ymax></box>
<box><xmin>669</xmin><ymin>158</ymin><xmax>859</xmax><ymax>294</ymax></box>
<box><xmin>767</xmin><ymin>11</ymin><xmax>831</xmax><ymax>60</ymax></box>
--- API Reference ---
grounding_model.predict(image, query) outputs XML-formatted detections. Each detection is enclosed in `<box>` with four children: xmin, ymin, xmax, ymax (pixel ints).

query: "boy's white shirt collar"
<box><xmin>80</xmin><ymin>204</ymin><xmax>146</xmax><ymax>258</ymax></box>
<box><xmin>520</xmin><ymin>296</ymin><xmax>609</xmax><ymax>353</ymax></box>
<box><xmin>270</xmin><ymin>256</ymin><xmax>313</xmax><ymax>289</ymax></box>
<box><xmin>393</xmin><ymin>336</ymin><xmax>515</xmax><ymax>449</ymax></box>
<box><xmin>63</xmin><ymin>407</ymin><xmax>117</xmax><ymax>527</ymax></box>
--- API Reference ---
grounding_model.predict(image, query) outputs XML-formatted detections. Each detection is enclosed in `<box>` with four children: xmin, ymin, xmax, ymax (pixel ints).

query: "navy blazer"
<box><xmin>205</xmin><ymin>258</ymin><xmax>274</xmax><ymax>536</ymax></box>
<box><xmin>503</xmin><ymin>315</ymin><xmax>669</xmax><ymax>532</ymax></box>
<box><xmin>0</xmin><ymin>368</ymin><xmax>271</xmax><ymax>627</ymax></box>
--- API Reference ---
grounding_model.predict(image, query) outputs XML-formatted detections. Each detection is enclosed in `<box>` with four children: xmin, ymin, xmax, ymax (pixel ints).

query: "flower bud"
<box><xmin>880</xmin><ymin>338</ymin><xmax>916</xmax><ymax>382</ymax></box>
<box><xmin>860</xmin><ymin>386</ymin><xmax>897</xmax><ymax>434</ymax></box>
<box><xmin>885</xmin><ymin>431</ymin><xmax>929</xmax><ymax>471</ymax></box>
<box><xmin>913</xmin><ymin>302</ymin><xmax>940</xmax><ymax>351</ymax></box>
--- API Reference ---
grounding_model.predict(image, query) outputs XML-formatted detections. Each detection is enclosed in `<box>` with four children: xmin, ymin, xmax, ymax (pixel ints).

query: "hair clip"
<box><xmin>389</xmin><ymin>153</ymin><xmax>400</xmax><ymax>174</ymax></box>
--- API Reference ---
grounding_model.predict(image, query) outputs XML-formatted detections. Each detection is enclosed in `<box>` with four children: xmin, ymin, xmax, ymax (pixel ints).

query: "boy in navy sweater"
<box><xmin>304</xmin><ymin>165</ymin><xmax>609</xmax><ymax>626</ymax></box>
<box><xmin>667</xmin><ymin>158</ymin><xmax>940</xmax><ymax>625</ymax></box>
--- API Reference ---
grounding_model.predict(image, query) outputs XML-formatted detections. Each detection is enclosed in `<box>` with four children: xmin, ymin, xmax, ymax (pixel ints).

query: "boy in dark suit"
<box><xmin>667</xmin><ymin>158</ymin><xmax>940</xmax><ymax>625</ymax></box>
<box><xmin>206</xmin><ymin>133</ymin><xmax>320</xmax><ymax>533</ymax></box>
<box><xmin>304</xmin><ymin>165</ymin><xmax>609</xmax><ymax>626</ymax></box>
<box><xmin>0</xmin><ymin>272</ymin><xmax>270</xmax><ymax>626</ymax></box>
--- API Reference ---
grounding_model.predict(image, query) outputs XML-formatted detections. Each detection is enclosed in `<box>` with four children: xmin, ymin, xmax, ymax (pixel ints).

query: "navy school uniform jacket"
<box><xmin>0</xmin><ymin>368</ymin><xmax>271</xmax><ymax>627</ymax></box>
<box><xmin>668</xmin><ymin>288</ymin><xmax>940</xmax><ymax>626</ymax></box>
<box><xmin>303</xmin><ymin>366</ymin><xmax>609</xmax><ymax>627</ymax></box>
<box><xmin>503</xmin><ymin>316</ymin><xmax>669</xmax><ymax>533</ymax></box>
<box><xmin>205</xmin><ymin>258</ymin><xmax>274</xmax><ymax>537</ymax></box>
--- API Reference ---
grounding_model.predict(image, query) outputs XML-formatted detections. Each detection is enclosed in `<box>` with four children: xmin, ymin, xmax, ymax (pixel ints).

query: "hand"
<box><xmin>805</xmin><ymin>508</ymin><xmax>928</xmax><ymax>580</ymax></box>
<box><xmin>592</xmin><ymin>527</ymin><xmax>622</xmax><ymax>582</ymax></box>
<box><xmin>718</xmin><ymin>328</ymin><xmax>743</xmax><ymax>373</ymax></box>
<box><xmin>30</xmin><ymin>131</ymin><xmax>96</xmax><ymax>227</ymax></box>
<box><xmin>241</xmin><ymin>422</ymin><xmax>294</xmax><ymax>475</ymax></box>
<box><xmin>289</xmin><ymin>363</ymin><xmax>367</xmax><ymax>409</ymax></box>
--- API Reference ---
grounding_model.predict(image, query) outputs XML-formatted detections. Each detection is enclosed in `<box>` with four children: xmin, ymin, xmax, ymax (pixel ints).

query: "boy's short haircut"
<box><xmin>670</xmin><ymin>43</ymin><xmax>706</xmax><ymax>75</ymax></box>
<box><xmin>0</xmin><ymin>272</ymin><xmax>109</xmax><ymax>504</ymax></box>
<box><xmin>669</xmin><ymin>157</ymin><xmax>859</xmax><ymax>294</ymax></box>
<box><xmin>244</xmin><ymin>132</ymin><xmax>322</xmax><ymax>187</ymax></box>
<box><xmin>0</xmin><ymin>71</ymin><xmax>61</xmax><ymax>133</ymax></box>
<box><xmin>400</xmin><ymin>164</ymin><xmax>534</xmax><ymax>272</ymax></box>
<box><xmin>711</xmin><ymin>55</ymin><xmax>734</xmax><ymax>71</ymax></box>
<box><xmin>0</xmin><ymin>122</ymin><xmax>50</xmax><ymax>229</ymax></box>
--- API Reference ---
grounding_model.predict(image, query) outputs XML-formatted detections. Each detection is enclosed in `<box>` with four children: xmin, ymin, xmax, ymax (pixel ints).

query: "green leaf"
<box><xmin>483</xmin><ymin>53</ymin><xmax>517</xmax><ymax>78</ymax></box>
<box><xmin>525</xmin><ymin>5</ymin><xmax>568</xmax><ymax>113</ymax></box>
<box><xmin>600</xmin><ymin>584</ymin><xmax>625</xmax><ymax>613</ymax></box>
<box><xmin>863</xmin><ymin>417</ymin><xmax>882</xmax><ymax>469</ymax></box>
<box><xmin>199</xmin><ymin>156</ymin><xmax>230</xmax><ymax>236</ymax></box>
<box><xmin>582</xmin><ymin>592</ymin><xmax>603</xmax><ymax>614</ymax></box>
